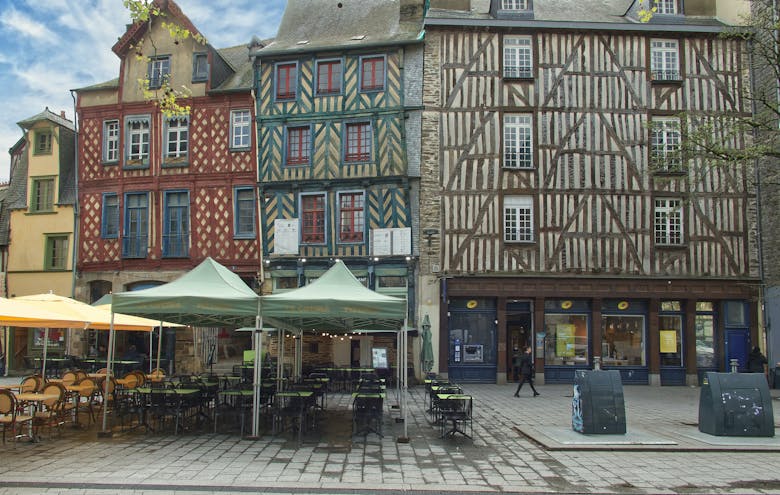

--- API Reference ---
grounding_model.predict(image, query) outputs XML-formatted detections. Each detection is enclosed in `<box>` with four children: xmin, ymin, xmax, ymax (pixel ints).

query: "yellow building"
<box><xmin>5</xmin><ymin>108</ymin><xmax>76</xmax><ymax>370</ymax></box>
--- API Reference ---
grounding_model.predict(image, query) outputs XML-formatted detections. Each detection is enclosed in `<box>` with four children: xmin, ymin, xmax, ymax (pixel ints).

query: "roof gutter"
<box><xmin>252</xmin><ymin>36</ymin><xmax>424</xmax><ymax>59</ymax></box>
<box><xmin>424</xmin><ymin>17</ymin><xmax>732</xmax><ymax>34</ymax></box>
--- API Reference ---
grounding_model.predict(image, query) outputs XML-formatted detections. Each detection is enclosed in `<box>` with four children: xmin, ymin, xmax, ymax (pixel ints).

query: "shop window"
<box><xmin>695</xmin><ymin>302</ymin><xmax>716</xmax><ymax>368</ymax></box>
<box><xmin>659</xmin><ymin>314</ymin><xmax>683</xmax><ymax>367</ymax></box>
<box><xmin>274</xmin><ymin>277</ymin><xmax>299</xmax><ymax>291</ymax></box>
<box><xmin>601</xmin><ymin>315</ymin><xmax>646</xmax><ymax>366</ymax></box>
<box><xmin>544</xmin><ymin>313</ymin><xmax>589</xmax><ymax>366</ymax></box>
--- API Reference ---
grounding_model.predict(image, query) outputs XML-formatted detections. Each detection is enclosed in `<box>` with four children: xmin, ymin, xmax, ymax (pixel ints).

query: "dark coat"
<box><xmin>519</xmin><ymin>352</ymin><xmax>534</xmax><ymax>377</ymax></box>
<box><xmin>747</xmin><ymin>349</ymin><xmax>767</xmax><ymax>373</ymax></box>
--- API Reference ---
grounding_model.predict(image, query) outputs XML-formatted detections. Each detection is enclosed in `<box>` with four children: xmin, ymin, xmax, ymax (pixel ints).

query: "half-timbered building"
<box><xmin>73</xmin><ymin>0</ymin><xmax>261</xmax><ymax>365</ymax></box>
<box><xmin>253</xmin><ymin>0</ymin><xmax>424</xmax><ymax>370</ymax></box>
<box><xmin>420</xmin><ymin>0</ymin><xmax>758</xmax><ymax>385</ymax></box>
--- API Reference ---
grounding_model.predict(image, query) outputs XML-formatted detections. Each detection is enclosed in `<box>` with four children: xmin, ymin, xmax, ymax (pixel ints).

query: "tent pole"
<box><xmin>156</xmin><ymin>325</ymin><xmax>163</xmax><ymax>372</ymax></box>
<box><xmin>41</xmin><ymin>328</ymin><xmax>49</xmax><ymax>379</ymax></box>
<box><xmin>403</xmin><ymin>319</ymin><xmax>408</xmax><ymax>439</ymax></box>
<box><xmin>101</xmin><ymin>313</ymin><xmax>115</xmax><ymax>435</ymax></box>
<box><xmin>3</xmin><ymin>327</ymin><xmax>8</xmax><ymax>377</ymax></box>
<box><xmin>251</xmin><ymin>315</ymin><xmax>263</xmax><ymax>438</ymax></box>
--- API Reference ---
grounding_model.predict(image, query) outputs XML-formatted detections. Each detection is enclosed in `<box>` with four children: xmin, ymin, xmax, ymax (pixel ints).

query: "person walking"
<box><xmin>511</xmin><ymin>347</ymin><xmax>521</xmax><ymax>382</ymax></box>
<box><xmin>747</xmin><ymin>346</ymin><xmax>768</xmax><ymax>374</ymax></box>
<box><xmin>514</xmin><ymin>346</ymin><xmax>539</xmax><ymax>397</ymax></box>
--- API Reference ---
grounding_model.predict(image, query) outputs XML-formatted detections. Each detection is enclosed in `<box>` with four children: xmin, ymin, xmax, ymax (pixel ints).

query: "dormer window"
<box><xmin>502</xmin><ymin>0</ymin><xmax>529</xmax><ymax>9</ymax></box>
<box><xmin>655</xmin><ymin>0</ymin><xmax>677</xmax><ymax>14</ymax></box>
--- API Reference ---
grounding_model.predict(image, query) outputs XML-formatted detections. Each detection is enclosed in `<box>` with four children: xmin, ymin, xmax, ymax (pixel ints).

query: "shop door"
<box><xmin>506</xmin><ymin>301</ymin><xmax>532</xmax><ymax>382</ymax></box>
<box><xmin>725</xmin><ymin>329</ymin><xmax>749</xmax><ymax>371</ymax></box>
<box><xmin>448</xmin><ymin>298</ymin><xmax>497</xmax><ymax>383</ymax></box>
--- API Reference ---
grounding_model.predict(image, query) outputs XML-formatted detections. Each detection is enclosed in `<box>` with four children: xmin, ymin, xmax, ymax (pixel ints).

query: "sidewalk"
<box><xmin>1</xmin><ymin>377</ymin><xmax>780</xmax><ymax>495</ymax></box>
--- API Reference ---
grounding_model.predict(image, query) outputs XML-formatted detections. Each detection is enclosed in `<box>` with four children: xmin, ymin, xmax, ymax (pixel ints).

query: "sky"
<box><xmin>0</xmin><ymin>0</ymin><xmax>286</xmax><ymax>183</ymax></box>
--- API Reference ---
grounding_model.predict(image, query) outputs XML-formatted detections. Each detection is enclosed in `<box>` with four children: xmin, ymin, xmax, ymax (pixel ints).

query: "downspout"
<box><xmin>69</xmin><ymin>89</ymin><xmax>80</xmax><ymax>358</ymax></box>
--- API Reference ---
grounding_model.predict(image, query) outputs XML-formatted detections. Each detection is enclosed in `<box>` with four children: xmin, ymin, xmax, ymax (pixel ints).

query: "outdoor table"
<box><xmin>273</xmin><ymin>391</ymin><xmax>314</xmax><ymax>444</ymax></box>
<box><xmin>352</xmin><ymin>392</ymin><xmax>385</xmax><ymax>438</ymax></box>
<box><xmin>0</xmin><ymin>384</ymin><xmax>21</xmax><ymax>391</ymax></box>
<box><xmin>436</xmin><ymin>393</ymin><xmax>473</xmax><ymax>439</ymax></box>
<box><xmin>132</xmin><ymin>388</ymin><xmax>200</xmax><ymax>433</ymax></box>
<box><xmin>13</xmin><ymin>392</ymin><xmax>60</xmax><ymax>441</ymax></box>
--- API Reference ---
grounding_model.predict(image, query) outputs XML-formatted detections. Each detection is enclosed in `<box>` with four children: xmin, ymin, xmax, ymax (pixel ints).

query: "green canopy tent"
<box><xmin>260</xmin><ymin>260</ymin><xmax>409</xmax><ymax>440</ymax></box>
<box><xmin>105</xmin><ymin>257</ymin><xmax>263</xmax><ymax>433</ymax></box>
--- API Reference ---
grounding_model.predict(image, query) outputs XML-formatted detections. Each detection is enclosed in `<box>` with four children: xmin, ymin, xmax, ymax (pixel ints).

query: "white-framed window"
<box><xmin>650</xmin><ymin>117</ymin><xmax>681</xmax><ymax>171</ymax></box>
<box><xmin>125</xmin><ymin>115</ymin><xmax>150</xmax><ymax>166</ymax></box>
<box><xmin>655</xmin><ymin>0</ymin><xmax>677</xmax><ymax>14</ymax></box>
<box><xmin>504</xmin><ymin>195</ymin><xmax>534</xmax><ymax>242</ymax></box>
<box><xmin>503</xmin><ymin>36</ymin><xmax>533</xmax><ymax>79</ymax></box>
<box><xmin>650</xmin><ymin>39</ymin><xmax>680</xmax><ymax>81</ymax></box>
<box><xmin>502</xmin><ymin>0</ymin><xmax>529</xmax><ymax>9</ymax></box>
<box><xmin>230</xmin><ymin>110</ymin><xmax>251</xmax><ymax>149</ymax></box>
<box><xmin>102</xmin><ymin>120</ymin><xmax>120</xmax><ymax>163</ymax></box>
<box><xmin>164</xmin><ymin>117</ymin><xmax>189</xmax><ymax>163</ymax></box>
<box><xmin>654</xmin><ymin>198</ymin><xmax>683</xmax><ymax>245</ymax></box>
<box><xmin>147</xmin><ymin>56</ymin><xmax>170</xmax><ymax>89</ymax></box>
<box><xmin>503</xmin><ymin>114</ymin><xmax>533</xmax><ymax>168</ymax></box>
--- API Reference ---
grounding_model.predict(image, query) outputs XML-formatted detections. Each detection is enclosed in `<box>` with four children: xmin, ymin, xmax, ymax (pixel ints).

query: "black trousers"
<box><xmin>514</xmin><ymin>373</ymin><xmax>538</xmax><ymax>395</ymax></box>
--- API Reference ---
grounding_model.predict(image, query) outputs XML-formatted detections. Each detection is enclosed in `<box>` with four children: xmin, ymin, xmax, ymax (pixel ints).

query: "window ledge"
<box><xmin>502</xmin><ymin>75</ymin><xmax>535</xmax><ymax>82</ymax></box>
<box><xmin>234</xmin><ymin>234</ymin><xmax>257</xmax><ymax>240</ymax></box>
<box><xmin>123</xmin><ymin>163</ymin><xmax>149</xmax><ymax>171</ymax></box>
<box><xmin>101</xmin><ymin>161</ymin><xmax>119</xmax><ymax>167</ymax></box>
<box><xmin>101</xmin><ymin>235</ymin><xmax>119</xmax><ymax>240</ymax></box>
<box><xmin>655</xmin><ymin>243</ymin><xmax>686</xmax><ymax>250</ymax></box>
<box><xmin>650</xmin><ymin>78</ymin><xmax>683</xmax><ymax>86</ymax></box>
<box><xmin>26</xmin><ymin>210</ymin><xmax>56</xmax><ymax>216</ymax></box>
<box><xmin>162</xmin><ymin>161</ymin><xmax>190</xmax><ymax>169</ymax></box>
<box><xmin>230</xmin><ymin>147</ymin><xmax>251</xmax><ymax>153</ymax></box>
<box><xmin>502</xmin><ymin>165</ymin><xmax>536</xmax><ymax>171</ymax></box>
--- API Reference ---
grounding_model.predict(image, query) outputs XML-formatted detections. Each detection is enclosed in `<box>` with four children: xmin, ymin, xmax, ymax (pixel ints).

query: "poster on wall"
<box><xmin>557</xmin><ymin>324</ymin><xmax>575</xmax><ymax>357</ymax></box>
<box><xmin>372</xmin><ymin>347</ymin><xmax>388</xmax><ymax>369</ymax></box>
<box><xmin>660</xmin><ymin>330</ymin><xmax>678</xmax><ymax>353</ymax></box>
<box><xmin>274</xmin><ymin>219</ymin><xmax>299</xmax><ymax>254</ymax></box>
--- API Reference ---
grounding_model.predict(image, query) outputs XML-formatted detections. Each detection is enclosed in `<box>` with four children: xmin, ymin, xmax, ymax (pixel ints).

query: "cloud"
<box><xmin>0</xmin><ymin>8</ymin><xmax>58</xmax><ymax>42</ymax></box>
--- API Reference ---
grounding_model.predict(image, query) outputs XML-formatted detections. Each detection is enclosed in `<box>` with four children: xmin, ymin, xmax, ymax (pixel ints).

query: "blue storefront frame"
<box><xmin>447</xmin><ymin>297</ymin><xmax>497</xmax><ymax>383</ymax></box>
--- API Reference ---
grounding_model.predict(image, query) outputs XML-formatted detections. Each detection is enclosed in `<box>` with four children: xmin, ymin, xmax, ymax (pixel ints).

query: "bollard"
<box><xmin>729</xmin><ymin>359</ymin><xmax>739</xmax><ymax>373</ymax></box>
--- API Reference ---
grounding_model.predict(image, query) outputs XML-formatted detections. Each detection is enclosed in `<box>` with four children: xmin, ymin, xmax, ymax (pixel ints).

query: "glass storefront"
<box><xmin>659</xmin><ymin>301</ymin><xmax>683</xmax><ymax>367</ymax></box>
<box><xmin>695</xmin><ymin>302</ymin><xmax>716</xmax><ymax>368</ymax></box>
<box><xmin>543</xmin><ymin>302</ymin><xmax>589</xmax><ymax>366</ymax></box>
<box><xmin>601</xmin><ymin>314</ymin><xmax>646</xmax><ymax>366</ymax></box>
<box><xmin>447</xmin><ymin>298</ymin><xmax>497</xmax><ymax>382</ymax></box>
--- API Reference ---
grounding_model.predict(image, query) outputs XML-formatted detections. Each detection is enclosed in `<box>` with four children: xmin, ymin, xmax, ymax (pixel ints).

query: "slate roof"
<box><xmin>211</xmin><ymin>40</ymin><xmax>270</xmax><ymax>93</ymax></box>
<box><xmin>76</xmin><ymin>78</ymin><xmax>120</xmax><ymax>93</ymax></box>
<box><xmin>17</xmin><ymin>107</ymin><xmax>75</xmax><ymax>132</ymax></box>
<box><xmin>426</xmin><ymin>0</ymin><xmax>730</xmax><ymax>31</ymax></box>
<box><xmin>256</xmin><ymin>0</ymin><xmax>424</xmax><ymax>57</ymax></box>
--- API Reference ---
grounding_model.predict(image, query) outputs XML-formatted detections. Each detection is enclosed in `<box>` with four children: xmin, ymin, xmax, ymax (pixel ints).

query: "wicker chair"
<box><xmin>33</xmin><ymin>382</ymin><xmax>67</xmax><ymax>438</ymax></box>
<box><xmin>0</xmin><ymin>389</ymin><xmax>33</xmax><ymax>444</ymax></box>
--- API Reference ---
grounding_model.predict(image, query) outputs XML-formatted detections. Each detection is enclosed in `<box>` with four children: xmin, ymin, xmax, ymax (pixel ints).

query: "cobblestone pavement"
<box><xmin>1</xmin><ymin>378</ymin><xmax>779</xmax><ymax>495</ymax></box>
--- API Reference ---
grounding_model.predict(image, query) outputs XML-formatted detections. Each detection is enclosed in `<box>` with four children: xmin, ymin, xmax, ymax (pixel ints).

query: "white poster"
<box><xmin>372</xmin><ymin>228</ymin><xmax>392</xmax><ymax>256</ymax></box>
<box><xmin>392</xmin><ymin>227</ymin><xmax>411</xmax><ymax>255</ymax></box>
<box><xmin>274</xmin><ymin>219</ymin><xmax>299</xmax><ymax>254</ymax></box>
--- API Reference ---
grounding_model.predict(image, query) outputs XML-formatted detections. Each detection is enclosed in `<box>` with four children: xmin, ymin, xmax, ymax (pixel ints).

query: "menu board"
<box><xmin>372</xmin><ymin>347</ymin><xmax>388</xmax><ymax>369</ymax></box>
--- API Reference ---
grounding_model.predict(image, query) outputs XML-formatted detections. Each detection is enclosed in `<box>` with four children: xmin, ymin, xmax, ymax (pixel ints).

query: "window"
<box><xmin>316</xmin><ymin>59</ymin><xmax>342</xmax><ymax>95</ymax></box>
<box><xmin>695</xmin><ymin>302</ymin><xmax>716</xmax><ymax>368</ymax></box>
<box><xmin>34</xmin><ymin>130</ymin><xmax>52</xmax><ymax>155</ymax></box>
<box><xmin>655</xmin><ymin>0</ymin><xmax>677</xmax><ymax>14</ymax></box>
<box><xmin>503</xmin><ymin>114</ymin><xmax>533</xmax><ymax>168</ymax></box>
<box><xmin>230</xmin><ymin>110</ymin><xmax>251</xmax><ymax>149</ymax></box>
<box><xmin>286</xmin><ymin>126</ymin><xmax>311</xmax><ymax>165</ymax></box>
<box><xmin>276</xmin><ymin>62</ymin><xmax>298</xmax><ymax>100</ymax></box>
<box><xmin>654</xmin><ymin>198</ymin><xmax>683</xmax><ymax>245</ymax></box>
<box><xmin>234</xmin><ymin>187</ymin><xmax>256</xmax><ymax>238</ymax></box>
<box><xmin>503</xmin><ymin>36</ymin><xmax>533</xmax><ymax>79</ymax></box>
<box><xmin>301</xmin><ymin>193</ymin><xmax>326</xmax><ymax>244</ymax></box>
<box><xmin>504</xmin><ymin>195</ymin><xmax>534</xmax><ymax>242</ymax></box>
<box><xmin>163</xmin><ymin>191</ymin><xmax>189</xmax><ymax>258</ymax></box>
<box><xmin>102</xmin><ymin>120</ymin><xmax>120</xmax><ymax>163</ymax></box>
<box><xmin>192</xmin><ymin>52</ymin><xmax>208</xmax><ymax>82</ymax></box>
<box><xmin>502</xmin><ymin>0</ymin><xmax>529</xmax><ymax>8</ymax></box>
<box><xmin>650</xmin><ymin>117</ymin><xmax>681</xmax><ymax>171</ymax></box>
<box><xmin>338</xmin><ymin>191</ymin><xmax>364</xmax><ymax>243</ymax></box>
<box><xmin>101</xmin><ymin>193</ymin><xmax>119</xmax><ymax>238</ymax></box>
<box><xmin>660</xmin><ymin>301</ymin><xmax>683</xmax><ymax>367</ymax></box>
<box><xmin>123</xmin><ymin>192</ymin><xmax>148</xmax><ymax>258</ymax></box>
<box><xmin>360</xmin><ymin>56</ymin><xmax>385</xmax><ymax>91</ymax></box>
<box><xmin>544</xmin><ymin>312</ymin><xmax>589</xmax><ymax>366</ymax></box>
<box><xmin>125</xmin><ymin>116</ymin><xmax>150</xmax><ymax>166</ymax></box>
<box><xmin>147</xmin><ymin>56</ymin><xmax>171</xmax><ymax>89</ymax></box>
<box><xmin>164</xmin><ymin>117</ymin><xmax>189</xmax><ymax>163</ymax></box>
<box><xmin>30</xmin><ymin>177</ymin><xmax>55</xmax><ymax>213</ymax></box>
<box><xmin>44</xmin><ymin>235</ymin><xmax>68</xmax><ymax>270</ymax></box>
<box><xmin>601</xmin><ymin>314</ymin><xmax>646</xmax><ymax>366</ymax></box>
<box><xmin>345</xmin><ymin>122</ymin><xmax>372</xmax><ymax>162</ymax></box>
<box><xmin>650</xmin><ymin>39</ymin><xmax>680</xmax><ymax>81</ymax></box>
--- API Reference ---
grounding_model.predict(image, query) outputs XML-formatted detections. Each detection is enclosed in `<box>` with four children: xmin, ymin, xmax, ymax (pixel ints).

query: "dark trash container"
<box><xmin>698</xmin><ymin>372</ymin><xmax>774</xmax><ymax>437</ymax></box>
<box><xmin>572</xmin><ymin>369</ymin><xmax>626</xmax><ymax>434</ymax></box>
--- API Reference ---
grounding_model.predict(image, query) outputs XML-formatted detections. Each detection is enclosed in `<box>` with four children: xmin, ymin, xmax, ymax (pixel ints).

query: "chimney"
<box><xmin>60</xmin><ymin>111</ymin><xmax>66</xmax><ymax>119</ymax></box>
